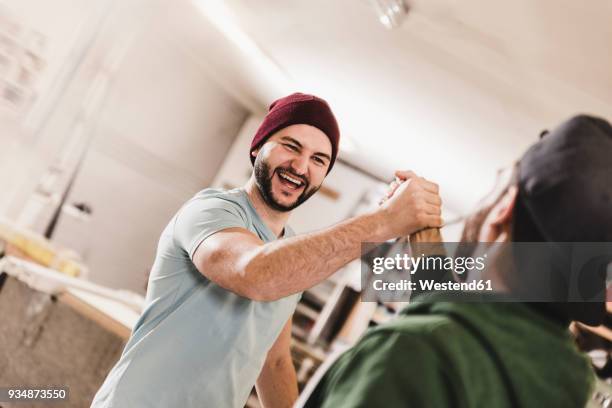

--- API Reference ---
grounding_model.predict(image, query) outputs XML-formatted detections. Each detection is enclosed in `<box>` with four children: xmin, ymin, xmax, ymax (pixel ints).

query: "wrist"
<box><xmin>363</xmin><ymin>209</ymin><xmax>394</xmax><ymax>242</ymax></box>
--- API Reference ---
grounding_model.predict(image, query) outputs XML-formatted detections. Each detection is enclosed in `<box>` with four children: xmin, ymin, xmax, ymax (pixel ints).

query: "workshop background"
<box><xmin>1</xmin><ymin>0</ymin><xmax>611</xmax><ymax>407</ymax></box>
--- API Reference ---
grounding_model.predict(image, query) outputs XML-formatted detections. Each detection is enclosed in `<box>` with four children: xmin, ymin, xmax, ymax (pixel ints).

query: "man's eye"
<box><xmin>312</xmin><ymin>157</ymin><xmax>325</xmax><ymax>166</ymax></box>
<box><xmin>284</xmin><ymin>144</ymin><xmax>298</xmax><ymax>151</ymax></box>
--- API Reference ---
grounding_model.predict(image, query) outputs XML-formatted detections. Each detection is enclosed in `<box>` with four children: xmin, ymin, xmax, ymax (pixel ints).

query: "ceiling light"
<box><xmin>370</xmin><ymin>0</ymin><xmax>410</xmax><ymax>29</ymax></box>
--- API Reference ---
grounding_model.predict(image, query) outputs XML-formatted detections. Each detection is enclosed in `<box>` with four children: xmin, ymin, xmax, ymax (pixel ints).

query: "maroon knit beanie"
<box><xmin>250</xmin><ymin>92</ymin><xmax>340</xmax><ymax>173</ymax></box>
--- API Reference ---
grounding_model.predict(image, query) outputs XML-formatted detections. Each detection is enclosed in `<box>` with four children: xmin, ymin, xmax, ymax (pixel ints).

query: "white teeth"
<box><xmin>279</xmin><ymin>171</ymin><xmax>303</xmax><ymax>186</ymax></box>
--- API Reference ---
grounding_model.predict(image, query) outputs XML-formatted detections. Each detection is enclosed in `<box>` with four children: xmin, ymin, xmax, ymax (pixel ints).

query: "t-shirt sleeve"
<box><xmin>173</xmin><ymin>197</ymin><xmax>248</xmax><ymax>259</ymax></box>
<box><xmin>309</xmin><ymin>331</ymin><xmax>455</xmax><ymax>408</ymax></box>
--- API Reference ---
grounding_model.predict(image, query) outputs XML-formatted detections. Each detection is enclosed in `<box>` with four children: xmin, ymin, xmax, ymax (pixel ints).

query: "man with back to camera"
<box><xmin>301</xmin><ymin>114</ymin><xmax>612</xmax><ymax>407</ymax></box>
<box><xmin>90</xmin><ymin>92</ymin><xmax>443</xmax><ymax>408</ymax></box>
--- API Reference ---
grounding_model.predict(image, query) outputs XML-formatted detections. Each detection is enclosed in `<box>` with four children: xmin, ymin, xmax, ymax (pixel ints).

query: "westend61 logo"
<box><xmin>372</xmin><ymin>253</ymin><xmax>488</xmax><ymax>276</ymax></box>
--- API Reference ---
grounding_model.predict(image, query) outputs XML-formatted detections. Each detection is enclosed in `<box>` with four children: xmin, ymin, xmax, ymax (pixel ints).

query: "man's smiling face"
<box><xmin>252</xmin><ymin>124</ymin><xmax>332</xmax><ymax>212</ymax></box>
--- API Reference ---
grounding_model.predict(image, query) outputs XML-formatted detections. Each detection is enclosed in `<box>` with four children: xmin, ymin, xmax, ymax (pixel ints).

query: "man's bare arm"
<box><xmin>192</xmin><ymin>172</ymin><xmax>442</xmax><ymax>301</ymax></box>
<box><xmin>256</xmin><ymin>319</ymin><xmax>297</xmax><ymax>408</ymax></box>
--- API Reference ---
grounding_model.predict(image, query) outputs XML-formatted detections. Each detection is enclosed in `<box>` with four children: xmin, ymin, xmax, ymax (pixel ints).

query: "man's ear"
<box><xmin>251</xmin><ymin>148</ymin><xmax>258</xmax><ymax>158</ymax></box>
<box><xmin>490</xmin><ymin>186</ymin><xmax>518</xmax><ymax>228</ymax></box>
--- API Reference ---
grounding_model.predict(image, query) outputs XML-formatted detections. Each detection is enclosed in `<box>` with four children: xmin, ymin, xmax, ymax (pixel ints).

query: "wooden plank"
<box><xmin>59</xmin><ymin>292</ymin><xmax>132</xmax><ymax>341</ymax></box>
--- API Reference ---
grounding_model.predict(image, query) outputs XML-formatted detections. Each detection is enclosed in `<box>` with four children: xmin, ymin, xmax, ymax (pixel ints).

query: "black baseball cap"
<box><xmin>518</xmin><ymin>114</ymin><xmax>612</xmax><ymax>242</ymax></box>
<box><xmin>515</xmin><ymin>114</ymin><xmax>612</xmax><ymax>325</ymax></box>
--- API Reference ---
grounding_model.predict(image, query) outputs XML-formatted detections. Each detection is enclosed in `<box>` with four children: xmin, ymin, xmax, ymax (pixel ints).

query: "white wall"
<box><xmin>3</xmin><ymin>2</ymin><xmax>249</xmax><ymax>293</ymax></box>
<box><xmin>0</xmin><ymin>0</ymin><xmax>111</xmax><ymax>214</ymax></box>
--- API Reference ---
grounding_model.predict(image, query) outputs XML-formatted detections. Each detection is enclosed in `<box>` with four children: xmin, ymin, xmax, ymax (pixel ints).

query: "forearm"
<box><xmin>242</xmin><ymin>211</ymin><xmax>389</xmax><ymax>301</ymax></box>
<box><xmin>256</xmin><ymin>354</ymin><xmax>298</xmax><ymax>408</ymax></box>
<box><xmin>196</xmin><ymin>173</ymin><xmax>442</xmax><ymax>301</ymax></box>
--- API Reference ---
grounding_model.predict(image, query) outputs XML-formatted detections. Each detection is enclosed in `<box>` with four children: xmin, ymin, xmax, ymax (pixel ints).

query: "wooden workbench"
<box><xmin>0</xmin><ymin>273</ymin><xmax>133</xmax><ymax>407</ymax></box>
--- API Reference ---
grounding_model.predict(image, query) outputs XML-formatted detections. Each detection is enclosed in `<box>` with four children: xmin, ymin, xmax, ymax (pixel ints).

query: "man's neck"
<box><xmin>243</xmin><ymin>178</ymin><xmax>290</xmax><ymax>237</ymax></box>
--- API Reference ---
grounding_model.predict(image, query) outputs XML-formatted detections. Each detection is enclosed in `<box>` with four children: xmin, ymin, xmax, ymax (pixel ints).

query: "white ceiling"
<box><xmin>179</xmin><ymin>0</ymin><xmax>612</xmax><ymax>215</ymax></box>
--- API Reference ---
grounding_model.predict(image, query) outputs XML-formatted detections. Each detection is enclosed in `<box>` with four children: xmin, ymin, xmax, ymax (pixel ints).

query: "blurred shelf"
<box><xmin>291</xmin><ymin>323</ymin><xmax>309</xmax><ymax>342</ymax></box>
<box><xmin>291</xmin><ymin>338</ymin><xmax>327</xmax><ymax>364</ymax></box>
<box><xmin>296</xmin><ymin>302</ymin><xmax>319</xmax><ymax>321</ymax></box>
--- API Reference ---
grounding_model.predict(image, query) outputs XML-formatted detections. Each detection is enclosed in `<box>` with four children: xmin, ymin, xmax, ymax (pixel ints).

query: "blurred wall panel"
<box><xmin>52</xmin><ymin>42</ymin><xmax>246</xmax><ymax>292</ymax></box>
<box><xmin>0</xmin><ymin>0</ymin><xmax>112</xmax><ymax>214</ymax></box>
<box><xmin>27</xmin><ymin>9</ymin><xmax>249</xmax><ymax>292</ymax></box>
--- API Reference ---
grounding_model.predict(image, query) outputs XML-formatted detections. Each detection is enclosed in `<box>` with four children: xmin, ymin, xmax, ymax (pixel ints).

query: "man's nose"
<box><xmin>290</xmin><ymin>154</ymin><xmax>309</xmax><ymax>175</ymax></box>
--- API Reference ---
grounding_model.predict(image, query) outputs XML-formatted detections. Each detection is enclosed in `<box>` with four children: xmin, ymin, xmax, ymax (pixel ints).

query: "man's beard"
<box><xmin>254</xmin><ymin>159</ymin><xmax>320</xmax><ymax>212</ymax></box>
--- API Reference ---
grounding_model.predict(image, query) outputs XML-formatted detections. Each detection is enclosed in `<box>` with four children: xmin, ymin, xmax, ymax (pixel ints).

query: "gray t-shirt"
<box><xmin>91</xmin><ymin>188</ymin><xmax>301</xmax><ymax>408</ymax></box>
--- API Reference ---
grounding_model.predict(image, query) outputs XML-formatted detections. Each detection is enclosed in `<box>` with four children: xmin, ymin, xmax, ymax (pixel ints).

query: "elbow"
<box><xmin>238</xmin><ymin>282</ymin><xmax>279</xmax><ymax>302</ymax></box>
<box><xmin>245</xmin><ymin>290</ymin><xmax>279</xmax><ymax>302</ymax></box>
<box><xmin>236</xmin><ymin>280</ymin><xmax>267</xmax><ymax>301</ymax></box>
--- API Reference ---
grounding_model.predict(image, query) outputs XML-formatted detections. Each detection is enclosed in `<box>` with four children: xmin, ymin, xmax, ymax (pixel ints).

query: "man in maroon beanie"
<box><xmin>92</xmin><ymin>92</ymin><xmax>443</xmax><ymax>408</ymax></box>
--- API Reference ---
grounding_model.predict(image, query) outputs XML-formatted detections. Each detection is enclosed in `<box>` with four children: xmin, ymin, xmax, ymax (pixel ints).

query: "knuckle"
<box><xmin>398</xmin><ymin>170</ymin><xmax>416</xmax><ymax>179</ymax></box>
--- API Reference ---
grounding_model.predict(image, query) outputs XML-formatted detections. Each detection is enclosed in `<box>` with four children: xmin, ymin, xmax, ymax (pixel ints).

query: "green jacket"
<box><xmin>305</xmin><ymin>293</ymin><xmax>595</xmax><ymax>407</ymax></box>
